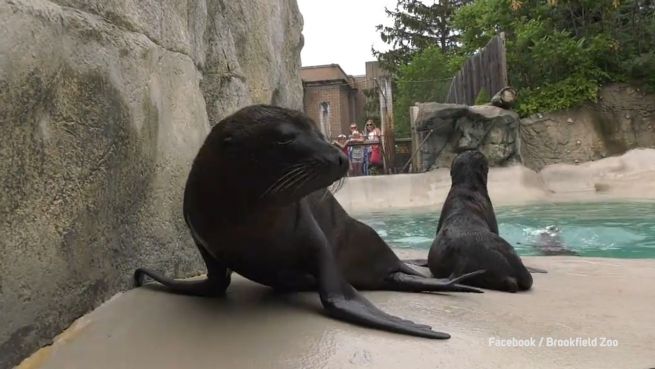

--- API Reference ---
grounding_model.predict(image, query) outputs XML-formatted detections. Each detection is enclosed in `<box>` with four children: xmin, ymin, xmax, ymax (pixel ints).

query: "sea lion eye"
<box><xmin>223</xmin><ymin>136</ymin><xmax>233</xmax><ymax>145</ymax></box>
<box><xmin>276</xmin><ymin>133</ymin><xmax>296</xmax><ymax>145</ymax></box>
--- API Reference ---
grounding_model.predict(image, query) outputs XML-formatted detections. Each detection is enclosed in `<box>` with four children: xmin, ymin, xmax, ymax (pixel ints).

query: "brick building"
<box><xmin>300</xmin><ymin>63</ymin><xmax>382</xmax><ymax>140</ymax></box>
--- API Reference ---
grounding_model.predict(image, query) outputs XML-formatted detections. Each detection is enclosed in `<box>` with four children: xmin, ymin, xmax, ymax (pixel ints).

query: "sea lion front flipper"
<box><xmin>526</xmin><ymin>266</ymin><xmax>548</xmax><ymax>273</ymax></box>
<box><xmin>314</xmin><ymin>244</ymin><xmax>449</xmax><ymax>339</ymax></box>
<box><xmin>385</xmin><ymin>270</ymin><xmax>485</xmax><ymax>293</ymax></box>
<box><xmin>134</xmin><ymin>244</ymin><xmax>231</xmax><ymax>297</ymax></box>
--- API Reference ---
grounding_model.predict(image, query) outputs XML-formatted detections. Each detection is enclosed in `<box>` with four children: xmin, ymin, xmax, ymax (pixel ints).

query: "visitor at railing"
<box><xmin>332</xmin><ymin>134</ymin><xmax>348</xmax><ymax>156</ymax></box>
<box><xmin>348</xmin><ymin>122</ymin><xmax>362</xmax><ymax>140</ymax></box>
<box><xmin>347</xmin><ymin>131</ymin><xmax>366</xmax><ymax>176</ymax></box>
<box><xmin>365</xmin><ymin>119</ymin><xmax>383</xmax><ymax>175</ymax></box>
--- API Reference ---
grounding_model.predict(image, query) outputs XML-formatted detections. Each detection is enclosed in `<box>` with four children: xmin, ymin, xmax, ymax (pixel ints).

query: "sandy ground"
<box><xmin>16</xmin><ymin>253</ymin><xmax>655</xmax><ymax>369</ymax></box>
<box><xmin>15</xmin><ymin>149</ymin><xmax>655</xmax><ymax>369</ymax></box>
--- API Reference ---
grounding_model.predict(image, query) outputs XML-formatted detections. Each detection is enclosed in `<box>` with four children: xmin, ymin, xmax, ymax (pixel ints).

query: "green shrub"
<box><xmin>516</xmin><ymin>75</ymin><xmax>601</xmax><ymax>117</ymax></box>
<box><xmin>621</xmin><ymin>52</ymin><xmax>655</xmax><ymax>93</ymax></box>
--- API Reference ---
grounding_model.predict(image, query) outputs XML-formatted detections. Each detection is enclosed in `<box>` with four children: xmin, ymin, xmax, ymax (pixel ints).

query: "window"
<box><xmin>319</xmin><ymin>102</ymin><xmax>331</xmax><ymax>138</ymax></box>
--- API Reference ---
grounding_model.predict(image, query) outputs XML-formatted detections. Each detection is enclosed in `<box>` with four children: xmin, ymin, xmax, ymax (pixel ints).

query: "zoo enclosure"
<box><xmin>406</xmin><ymin>33</ymin><xmax>509</xmax><ymax>173</ymax></box>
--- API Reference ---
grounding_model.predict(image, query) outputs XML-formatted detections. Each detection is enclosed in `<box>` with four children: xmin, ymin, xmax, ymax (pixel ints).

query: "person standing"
<box><xmin>332</xmin><ymin>134</ymin><xmax>349</xmax><ymax>156</ymax></box>
<box><xmin>365</xmin><ymin>119</ymin><xmax>383</xmax><ymax>174</ymax></box>
<box><xmin>348</xmin><ymin>131</ymin><xmax>366</xmax><ymax>176</ymax></box>
<box><xmin>348</xmin><ymin>123</ymin><xmax>362</xmax><ymax>140</ymax></box>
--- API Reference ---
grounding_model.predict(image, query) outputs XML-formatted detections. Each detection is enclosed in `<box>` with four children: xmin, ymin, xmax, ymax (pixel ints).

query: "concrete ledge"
<box><xmin>16</xmin><ymin>254</ymin><xmax>655</xmax><ymax>369</ymax></box>
<box><xmin>336</xmin><ymin>148</ymin><xmax>655</xmax><ymax>214</ymax></box>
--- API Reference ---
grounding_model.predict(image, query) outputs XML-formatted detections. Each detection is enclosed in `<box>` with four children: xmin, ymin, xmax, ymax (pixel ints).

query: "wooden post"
<box><xmin>409</xmin><ymin>105</ymin><xmax>420</xmax><ymax>172</ymax></box>
<box><xmin>499</xmin><ymin>32</ymin><xmax>508</xmax><ymax>87</ymax></box>
<box><xmin>377</xmin><ymin>77</ymin><xmax>395</xmax><ymax>174</ymax></box>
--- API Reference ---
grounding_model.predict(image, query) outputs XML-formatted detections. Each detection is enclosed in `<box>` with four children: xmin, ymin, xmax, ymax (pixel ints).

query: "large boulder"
<box><xmin>520</xmin><ymin>84</ymin><xmax>655</xmax><ymax>171</ymax></box>
<box><xmin>0</xmin><ymin>0</ymin><xmax>303</xmax><ymax>366</ymax></box>
<box><xmin>414</xmin><ymin>103</ymin><xmax>520</xmax><ymax>170</ymax></box>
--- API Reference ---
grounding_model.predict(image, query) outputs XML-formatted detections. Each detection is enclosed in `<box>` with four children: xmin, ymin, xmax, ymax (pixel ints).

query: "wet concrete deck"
<box><xmin>16</xmin><ymin>255</ymin><xmax>655</xmax><ymax>369</ymax></box>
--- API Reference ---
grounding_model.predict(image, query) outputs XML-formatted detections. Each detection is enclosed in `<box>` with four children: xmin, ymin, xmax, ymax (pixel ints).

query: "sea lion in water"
<box><xmin>519</xmin><ymin>226</ymin><xmax>579</xmax><ymax>256</ymax></box>
<box><xmin>134</xmin><ymin>104</ymin><xmax>483</xmax><ymax>339</ymax></box>
<box><xmin>426</xmin><ymin>150</ymin><xmax>533</xmax><ymax>292</ymax></box>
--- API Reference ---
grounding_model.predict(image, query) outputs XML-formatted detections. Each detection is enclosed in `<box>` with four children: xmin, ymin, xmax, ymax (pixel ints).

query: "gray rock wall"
<box><xmin>413</xmin><ymin>85</ymin><xmax>655</xmax><ymax>173</ymax></box>
<box><xmin>520</xmin><ymin>84</ymin><xmax>655</xmax><ymax>171</ymax></box>
<box><xmin>414</xmin><ymin>103</ymin><xmax>520</xmax><ymax>170</ymax></box>
<box><xmin>0</xmin><ymin>0</ymin><xmax>303</xmax><ymax>367</ymax></box>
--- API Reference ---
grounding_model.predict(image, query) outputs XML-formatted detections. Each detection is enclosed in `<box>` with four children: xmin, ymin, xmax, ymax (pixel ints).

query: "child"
<box><xmin>348</xmin><ymin>131</ymin><xmax>365</xmax><ymax>176</ymax></box>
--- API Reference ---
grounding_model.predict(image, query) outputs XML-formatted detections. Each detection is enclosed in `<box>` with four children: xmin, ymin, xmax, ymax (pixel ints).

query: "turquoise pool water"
<box><xmin>357</xmin><ymin>201</ymin><xmax>655</xmax><ymax>259</ymax></box>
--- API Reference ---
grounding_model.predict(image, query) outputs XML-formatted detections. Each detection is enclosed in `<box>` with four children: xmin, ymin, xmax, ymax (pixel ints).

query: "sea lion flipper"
<box><xmin>133</xmin><ymin>245</ymin><xmax>231</xmax><ymax>297</ymax></box>
<box><xmin>322</xmin><ymin>289</ymin><xmax>450</xmax><ymax>339</ymax></box>
<box><xmin>385</xmin><ymin>271</ymin><xmax>485</xmax><ymax>293</ymax></box>
<box><xmin>134</xmin><ymin>268</ymin><xmax>229</xmax><ymax>297</ymax></box>
<box><xmin>314</xmin><ymin>244</ymin><xmax>448</xmax><ymax>339</ymax></box>
<box><xmin>402</xmin><ymin>258</ymin><xmax>429</xmax><ymax>267</ymax></box>
<box><xmin>526</xmin><ymin>266</ymin><xmax>548</xmax><ymax>274</ymax></box>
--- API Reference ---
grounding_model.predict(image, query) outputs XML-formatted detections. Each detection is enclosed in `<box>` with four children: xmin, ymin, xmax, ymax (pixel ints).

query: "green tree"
<box><xmin>363</xmin><ymin>88</ymin><xmax>381</xmax><ymax>122</ymax></box>
<box><xmin>374</xmin><ymin>0</ymin><xmax>472</xmax><ymax>73</ymax></box>
<box><xmin>393</xmin><ymin>47</ymin><xmax>461</xmax><ymax>137</ymax></box>
<box><xmin>453</xmin><ymin>0</ymin><xmax>655</xmax><ymax>116</ymax></box>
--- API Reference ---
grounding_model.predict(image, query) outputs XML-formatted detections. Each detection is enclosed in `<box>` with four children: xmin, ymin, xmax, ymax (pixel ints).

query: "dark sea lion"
<box><xmin>519</xmin><ymin>226</ymin><xmax>579</xmax><ymax>256</ymax></box>
<box><xmin>134</xmin><ymin>104</ymin><xmax>482</xmax><ymax>339</ymax></box>
<box><xmin>426</xmin><ymin>150</ymin><xmax>533</xmax><ymax>292</ymax></box>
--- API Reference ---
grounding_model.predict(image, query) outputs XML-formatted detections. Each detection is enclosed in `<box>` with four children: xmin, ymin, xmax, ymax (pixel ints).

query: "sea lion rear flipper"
<box><xmin>402</xmin><ymin>258</ymin><xmax>429</xmax><ymax>267</ymax></box>
<box><xmin>134</xmin><ymin>245</ymin><xmax>231</xmax><ymax>297</ymax></box>
<box><xmin>399</xmin><ymin>261</ymin><xmax>432</xmax><ymax>277</ymax></box>
<box><xmin>315</xmin><ymin>245</ymin><xmax>449</xmax><ymax>339</ymax></box>
<box><xmin>526</xmin><ymin>266</ymin><xmax>548</xmax><ymax>273</ymax></box>
<box><xmin>385</xmin><ymin>270</ymin><xmax>485</xmax><ymax>293</ymax></box>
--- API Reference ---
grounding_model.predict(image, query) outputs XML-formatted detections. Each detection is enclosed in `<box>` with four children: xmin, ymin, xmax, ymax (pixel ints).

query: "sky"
<box><xmin>297</xmin><ymin>0</ymin><xmax>402</xmax><ymax>76</ymax></box>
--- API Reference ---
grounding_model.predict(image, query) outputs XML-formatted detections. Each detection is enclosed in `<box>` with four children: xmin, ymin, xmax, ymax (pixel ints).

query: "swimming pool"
<box><xmin>357</xmin><ymin>201</ymin><xmax>655</xmax><ymax>259</ymax></box>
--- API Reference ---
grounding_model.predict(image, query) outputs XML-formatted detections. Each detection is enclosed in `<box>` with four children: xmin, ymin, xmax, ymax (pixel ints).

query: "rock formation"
<box><xmin>0</xmin><ymin>0</ymin><xmax>303</xmax><ymax>366</ymax></box>
<box><xmin>412</xmin><ymin>84</ymin><xmax>655</xmax><ymax>173</ymax></box>
<box><xmin>520</xmin><ymin>84</ymin><xmax>655</xmax><ymax>171</ymax></box>
<box><xmin>414</xmin><ymin>103</ymin><xmax>520</xmax><ymax>170</ymax></box>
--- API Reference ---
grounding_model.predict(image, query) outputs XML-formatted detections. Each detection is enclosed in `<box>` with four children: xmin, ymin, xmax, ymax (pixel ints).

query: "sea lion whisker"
<box><xmin>280</xmin><ymin>165</ymin><xmax>322</xmax><ymax>196</ymax></box>
<box><xmin>268</xmin><ymin>167</ymin><xmax>311</xmax><ymax>194</ymax></box>
<box><xmin>271</xmin><ymin>166</ymin><xmax>306</xmax><ymax>185</ymax></box>
<box><xmin>290</xmin><ymin>172</ymin><xmax>315</xmax><ymax>195</ymax></box>
<box><xmin>278</xmin><ymin>170</ymin><xmax>315</xmax><ymax>195</ymax></box>
<box><xmin>260</xmin><ymin>165</ymin><xmax>309</xmax><ymax>198</ymax></box>
<box><xmin>262</xmin><ymin>167</ymin><xmax>315</xmax><ymax>199</ymax></box>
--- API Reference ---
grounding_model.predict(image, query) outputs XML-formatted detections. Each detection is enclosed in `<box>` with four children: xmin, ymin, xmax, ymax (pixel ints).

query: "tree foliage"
<box><xmin>394</xmin><ymin>47</ymin><xmax>461</xmax><ymax>137</ymax></box>
<box><xmin>376</xmin><ymin>0</ymin><xmax>655</xmax><ymax>122</ymax></box>
<box><xmin>374</xmin><ymin>0</ymin><xmax>472</xmax><ymax>73</ymax></box>
<box><xmin>454</xmin><ymin>0</ymin><xmax>655</xmax><ymax>115</ymax></box>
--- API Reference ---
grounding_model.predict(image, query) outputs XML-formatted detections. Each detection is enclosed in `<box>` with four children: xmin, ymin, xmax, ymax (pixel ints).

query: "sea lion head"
<box><xmin>450</xmin><ymin>150</ymin><xmax>489</xmax><ymax>187</ymax></box>
<box><xmin>208</xmin><ymin>104</ymin><xmax>349</xmax><ymax>205</ymax></box>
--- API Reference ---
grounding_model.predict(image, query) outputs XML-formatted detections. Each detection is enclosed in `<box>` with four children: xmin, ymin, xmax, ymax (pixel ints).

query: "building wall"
<box><xmin>303</xmin><ymin>83</ymin><xmax>353</xmax><ymax>139</ymax></box>
<box><xmin>340</xmin><ymin>84</ymin><xmax>352</xmax><ymax>132</ymax></box>
<box><xmin>352</xmin><ymin>75</ymin><xmax>376</xmax><ymax>125</ymax></box>
<box><xmin>302</xmin><ymin>62</ymin><xmax>390</xmax><ymax>139</ymax></box>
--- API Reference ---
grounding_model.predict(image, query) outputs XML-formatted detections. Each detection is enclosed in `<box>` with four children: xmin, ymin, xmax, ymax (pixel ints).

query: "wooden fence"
<box><xmin>445</xmin><ymin>32</ymin><xmax>508</xmax><ymax>105</ymax></box>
